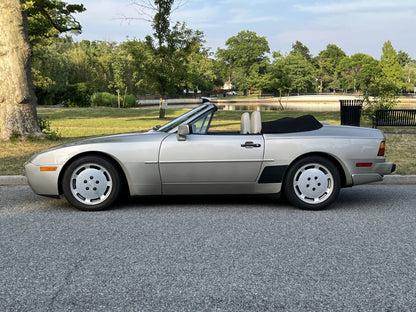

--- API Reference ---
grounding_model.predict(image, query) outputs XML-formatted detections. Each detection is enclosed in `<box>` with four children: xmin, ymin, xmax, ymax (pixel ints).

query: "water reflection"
<box><xmin>141</xmin><ymin>100</ymin><xmax>340</xmax><ymax>111</ymax></box>
<box><xmin>217</xmin><ymin>103</ymin><xmax>283</xmax><ymax>111</ymax></box>
<box><xmin>217</xmin><ymin>101</ymin><xmax>340</xmax><ymax>112</ymax></box>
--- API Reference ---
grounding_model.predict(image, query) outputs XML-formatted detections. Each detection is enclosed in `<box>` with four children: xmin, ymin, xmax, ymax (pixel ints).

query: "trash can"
<box><xmin>340</xmin><ymin>99</ymin><xmax>363</xmax><ymax>127</ymax></box>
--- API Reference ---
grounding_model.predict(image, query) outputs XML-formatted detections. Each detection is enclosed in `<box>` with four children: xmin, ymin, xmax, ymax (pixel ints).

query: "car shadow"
<box><xmin>115</xmin><ymin>193</ymin><xmax>283</xmax><ymax>210</ymax></box>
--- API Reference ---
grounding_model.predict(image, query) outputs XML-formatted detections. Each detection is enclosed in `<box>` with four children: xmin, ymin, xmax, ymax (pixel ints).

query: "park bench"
<box><xmin>372</xmin><ymin>109</ymin><xmax>416</xmax><ymax>128</ymax></box>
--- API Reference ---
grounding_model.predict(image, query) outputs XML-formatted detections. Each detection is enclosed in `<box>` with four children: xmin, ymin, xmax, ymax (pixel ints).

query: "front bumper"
<box><xmin>24</xmin><ymin>162</ymin><xmax>62</xmax><ymax>196</ymax></box>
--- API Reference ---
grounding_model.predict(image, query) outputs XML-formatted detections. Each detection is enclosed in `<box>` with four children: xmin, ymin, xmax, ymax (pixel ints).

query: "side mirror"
<box><xmin>177</xmin><ymin>124</ymin><xmax>190</xmax><ymax>141</ymax></box>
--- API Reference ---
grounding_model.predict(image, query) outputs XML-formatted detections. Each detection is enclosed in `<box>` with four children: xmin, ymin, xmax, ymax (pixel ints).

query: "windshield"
<box><xmin>157</xmin><ymin>104</ymin><xmax>210</xmax><ymax>132</ymax></box>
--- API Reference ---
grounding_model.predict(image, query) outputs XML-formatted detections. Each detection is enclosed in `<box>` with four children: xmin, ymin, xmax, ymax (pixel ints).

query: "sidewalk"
<box><xmin>1</xmin><ymin>175</ymin><xmax>415</xmax><ymax>186</ymax></box>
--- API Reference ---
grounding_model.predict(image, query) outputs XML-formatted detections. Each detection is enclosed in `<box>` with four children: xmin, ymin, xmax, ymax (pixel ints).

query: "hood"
<box><xmin>28</xmin><ymin>131</ymin><xmax>170</xmax><ymax>165</ymax></box>
<box><xmin>41</xmin><ymin>131</ymin><xmax>168</xmax><ymax>153</ymax></box>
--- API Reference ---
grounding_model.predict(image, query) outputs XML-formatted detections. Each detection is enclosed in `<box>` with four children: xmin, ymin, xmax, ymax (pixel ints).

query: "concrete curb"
<box><xmin>0</xmin><ymin>175</ymin><xmax>27</xmax><ymax>186</ymax></box>
<box><xmin>0</xmin><ymin>175</ymin><xmax>28</xmax><ymax>186</ymax></box>
<box><xmin>378</xmin><ymin>175</ymin><xmax>416</xmax><ymax>185</ymax></box>
<box><xmin>1</xmin><ymin>175</ymin><xmax>415</xmax><ymax>186</ymax></box>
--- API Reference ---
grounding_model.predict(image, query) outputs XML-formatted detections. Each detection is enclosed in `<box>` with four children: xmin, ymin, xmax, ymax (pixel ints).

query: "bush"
<box><xmin>38</xmin><ymin>117</ymin><xmax>61</xmax><ymax>140</ymax></box>
<box><xmin>91</xmin><ymin>92</ymin><xmax>118</xmax><ymax>107</ymax></box>
<box><xmin>64</xmin><ymin>83</ymin><xmax>92</xmax><ymax>107</ymax></box>
<box><xmin>91</xmin><ymin>92</ymin><xmax>137</xmax><ymax>108</ymax></box>
<box><xmin>124</xmin><ymin>94</ymin><xmax>138</xmax><ymax>108</ymax></box>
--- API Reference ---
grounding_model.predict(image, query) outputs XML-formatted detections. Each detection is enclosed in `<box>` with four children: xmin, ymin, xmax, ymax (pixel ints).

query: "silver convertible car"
<box><xmin>25</xmin><ymin>102</ymin><xmax>395</xmax><ymax>211</ymax></box>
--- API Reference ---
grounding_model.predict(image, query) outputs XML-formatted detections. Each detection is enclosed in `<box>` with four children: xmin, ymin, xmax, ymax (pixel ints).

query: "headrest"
<box><xmin>250</xmin><ymin>111</ymin><xmax>262</xmax><ymax>134</ymax></box>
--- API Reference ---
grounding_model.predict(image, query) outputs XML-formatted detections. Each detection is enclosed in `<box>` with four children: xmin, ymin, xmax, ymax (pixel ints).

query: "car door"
<box><xmin>159</xmin><ymin>133</ymin><xmax>265</xmax><ymax>194</ymax></box>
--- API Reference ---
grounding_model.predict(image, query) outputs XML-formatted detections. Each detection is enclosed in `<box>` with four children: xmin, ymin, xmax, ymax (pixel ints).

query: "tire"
<box><xmin>62</xmin><ymin>156</ymin><xmax>121</xmax><ymax>211</ymax></box>
<box><xmin>283</xmin><ymin>156</ymin><xmax>340</xmax><ymax>210</ymax></box>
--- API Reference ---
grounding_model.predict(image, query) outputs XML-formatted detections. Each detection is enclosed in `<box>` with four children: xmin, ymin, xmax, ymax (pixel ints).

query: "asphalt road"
<box><xmin>1</xmin><ymin>185</ymin><xmax>415</xmax><ymax>312</ymax></box>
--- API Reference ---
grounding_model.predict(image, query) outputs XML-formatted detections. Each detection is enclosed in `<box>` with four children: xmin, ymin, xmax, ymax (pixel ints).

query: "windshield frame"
<box><xmin>156</xmin><ymin>103</ymin><xmax>217</xmax><ymax>133</ymax></box>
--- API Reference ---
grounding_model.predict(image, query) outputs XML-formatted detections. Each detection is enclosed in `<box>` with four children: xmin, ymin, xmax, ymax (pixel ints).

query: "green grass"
<box><xmin>1</xmin><ymin>106</ymin><xmax>414</xmax><ymax>175</ymax></box>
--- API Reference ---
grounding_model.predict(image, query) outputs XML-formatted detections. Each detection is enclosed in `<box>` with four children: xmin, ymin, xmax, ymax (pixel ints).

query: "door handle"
<box><xmin>241</xmin><ymin>141</ymin><xmax>261</xmax><ymax>148</ymax></box>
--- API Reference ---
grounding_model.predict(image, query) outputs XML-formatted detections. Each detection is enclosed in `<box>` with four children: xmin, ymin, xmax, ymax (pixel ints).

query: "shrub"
<box><xmin>64</xmin><ymin>83</ymin><xmax>92</xmax><ymax>107</ymax></box>
<box><xmin>124</xmin><ymin>94</ymin><xmax>138</xmax><ymax>108</ymax></box>
<box><xmin>38</xmin><ymin>117</ymin><xmax>61</xmax><ymax>140</ymax></box>
<box><xmin>91</xmin><ymin>92</ymin><xmax>137</xmax><ymax>108</ymax></box>
<box><xmin>91</xmin><ymin>92</ymin><xmax>118</xmax><ymax>107</ymax></box>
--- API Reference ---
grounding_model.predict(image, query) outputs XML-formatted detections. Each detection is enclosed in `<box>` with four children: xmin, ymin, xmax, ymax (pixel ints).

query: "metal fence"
<box><xmin>340</xmin><ymin>99</ymin><xmax>363</xmax><ymax>127</ymax></box>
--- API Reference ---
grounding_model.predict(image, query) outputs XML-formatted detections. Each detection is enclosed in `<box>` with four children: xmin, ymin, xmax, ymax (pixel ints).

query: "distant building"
<box><xmin>223</xmin><ymin>80</ymin><xmax>232</xmax><ymax>90</ymax></box>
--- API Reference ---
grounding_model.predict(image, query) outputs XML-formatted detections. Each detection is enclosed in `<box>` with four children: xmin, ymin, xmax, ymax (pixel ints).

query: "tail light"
<box><xmin>377</xmin><ymin>141</ymin><xmax>386</xmax><ymax>156</ymax></box>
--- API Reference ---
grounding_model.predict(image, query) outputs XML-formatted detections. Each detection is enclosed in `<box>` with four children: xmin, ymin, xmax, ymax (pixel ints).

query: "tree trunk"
<box><xmin>159</xmin><ymin>97</ymin><xmax>165</xmax><ymax>118</ymax></box>
<box><xmin>122</xmin><ymin>86</ymin><xmax>128</xmax><ymax>108</ymax></box>
<box><xmin>0</xmin><ymin>0</ymin><xmax>43</xmax><ymax>140</ymax></box>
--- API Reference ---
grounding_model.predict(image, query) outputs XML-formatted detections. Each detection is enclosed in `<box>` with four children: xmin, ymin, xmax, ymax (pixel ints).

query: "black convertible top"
<box><xmin>261</xmin><ymin>115</ymin><xmax>323</xmax><ymax>134</ymax></box>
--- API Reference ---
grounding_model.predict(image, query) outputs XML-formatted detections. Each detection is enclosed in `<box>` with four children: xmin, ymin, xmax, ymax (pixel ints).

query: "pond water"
<box><xmin>140</xmin><ymin>102</ymin><xmax>285</xmax><ymax>111</ymax></box>
<box><xmin>217</xmin><ymin>103</ymin><xmax>284</xmax><ymax>111</ymax></box>
<box><xmin>140</xmin><ymin>98</ymin><xmax>351</xmax><ymax>112</ymax></box>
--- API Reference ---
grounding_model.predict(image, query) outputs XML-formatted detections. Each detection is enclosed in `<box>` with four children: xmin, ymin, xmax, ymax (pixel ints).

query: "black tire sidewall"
<box><xmin>62</xmin><ymin>156</ymin><xmax>121</xmax><ymax>211</ymax></box>
<box><xmin>284</xmin><ymin>156</ymin><xmax>341</xmax><ymax>210</ymax></box>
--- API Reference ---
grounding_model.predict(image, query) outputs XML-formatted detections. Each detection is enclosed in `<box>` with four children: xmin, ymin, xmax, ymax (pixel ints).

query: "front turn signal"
<box><xmin>40</xmin><ymin>166</ymin><xmax>58</xmax><ymax>172</ymax></box>
<box><xmin>377</xmin><ymin>141</ymin><xmax>386</xmax><ymax>156</ymax></box>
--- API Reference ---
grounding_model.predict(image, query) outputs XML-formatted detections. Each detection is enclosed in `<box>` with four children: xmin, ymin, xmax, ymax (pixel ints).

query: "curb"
<box><xmin>1</xmin><ymin>175</ymin><xmax>416</xmax><ymax>186</ymax></box>
<box><xmin>378</xmin><ymin>175</ymin><xmax>416</xmax><ymax>185</ymax></box>
<box><xmin>0</xmin><ymin>175</ymin><xmax>28</xmax><ymax>186</ymax></box>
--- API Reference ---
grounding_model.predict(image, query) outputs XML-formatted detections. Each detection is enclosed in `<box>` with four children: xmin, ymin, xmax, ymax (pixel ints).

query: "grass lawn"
<box><xmin>1</xmin><ymin>106</ymin><xmax>415</xmax><ymax>175</ymax></box>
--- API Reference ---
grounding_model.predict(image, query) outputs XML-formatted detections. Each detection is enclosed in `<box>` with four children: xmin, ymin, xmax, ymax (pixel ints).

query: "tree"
<box><xmin>121</xmin><ymin>39</ymin><xmax>152</xmax><ymax>95</ymax></box>
<box><xmin>31</xmin><ymin>37</ymin><xmax>73</xmax><ymax>105</ymax></box>
<box><xmin>269</xmin><ymin>51</ymin><xmax>291</xmax><ymax>96</ymax></box>
<box><xmin>285</xmin><ymin>52</ymin><xmax>315</xmax><ymax>94</ymax></box>
<box><xmin>216</xmin><ymin>30</ymin><xmax>270</xmax><ymax>94</ymax></box>
<box><xmin>129</xmin><ymin>0</ymin><xmax>204</xmax><ymax>118</ymax></box>
<box><xmin>291</xmin><ymin>41</ymin><xmax>312</xmax><ymax>62</ymax></box>
<box><xmin>397</xmin><ymin>50</ymin><xmax>411</xmax><ymax>67</ymax></box>
<box><xmin>404</xmin><ymin>62</ymin><xmax>416</xmax><ymax>93</ymax></box>
<box><xmin>268</xmin><ymin>51</ymin><xmax>314</xmax><ymax>96</ymax></box>
<box><xmin>314</xmin><ymin>44</ymin><xmax>346</xmax><ymax>93</ymax></box>
<box><xmin>363</xmin><ymin>41</ymin><xmax>404</xmax><ymax>116</ymax></box>
<box><xmin>108</xmin><ymin>47</ymin><xmax>132</xmax><ymax>108</ymax></box>
<box><xmin>186</xmin><ymin>47</ymin><xmax>217</xmax><ymax>92</ymax></box>
<box><xmin>0</xmin><ymin>0</ymin><xmax>41</xmax><ymax>140</ymax></box>
<box><xmin>337</xmin><ymin>53</ymin><xmax>379</xmax><ymax>93</ymax></box>
<box><xmin>146</xmin><ymin>22</ymin><xmax>204</xmax><ymax>117</ymax></box>
<box><xmin>0</xmin><ymin>0</ymin><xmax>85</xmax><ymax>140</ymax></box>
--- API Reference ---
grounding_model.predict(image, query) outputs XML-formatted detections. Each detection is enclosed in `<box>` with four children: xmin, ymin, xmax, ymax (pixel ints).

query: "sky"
<box><xmin>74</xmin><ymin>0</ymin><xmax>416</xmax><ymax>59</ymax></box>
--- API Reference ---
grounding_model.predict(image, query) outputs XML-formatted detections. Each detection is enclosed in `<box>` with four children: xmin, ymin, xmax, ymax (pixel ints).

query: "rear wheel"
<box><xmin>284</xmin><ymin>156</ymin><xmax>340</xmax><ymax>210</ymax></box>
<box><xmin>62</xmin><ymin>156</ymin><xmax>121</xmax><ymax>211</ymax></box>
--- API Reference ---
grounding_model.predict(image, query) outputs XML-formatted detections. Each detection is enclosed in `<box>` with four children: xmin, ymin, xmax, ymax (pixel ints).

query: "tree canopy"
<box><xmin>216</xmin><ymin>30</ymin><xmax>270</xmax><ymax>94</ymax></box>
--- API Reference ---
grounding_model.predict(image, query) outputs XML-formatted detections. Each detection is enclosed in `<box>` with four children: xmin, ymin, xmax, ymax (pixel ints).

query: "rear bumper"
<box><xmin>352</xmin><ymin>162</ymin><xmax>396</xmax><ymax>185</ymax></box>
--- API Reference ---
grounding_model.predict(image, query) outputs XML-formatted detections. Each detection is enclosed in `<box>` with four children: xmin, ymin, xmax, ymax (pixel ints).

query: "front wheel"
<box><xmin>283</xmin><ymin>156</ymin><xmax>340</xmax><ymax>210</ymax></box>
<box><xmin>62</xmin><ymin>156</ymin><xmax>121</xmax><ymax>211</ymax></box>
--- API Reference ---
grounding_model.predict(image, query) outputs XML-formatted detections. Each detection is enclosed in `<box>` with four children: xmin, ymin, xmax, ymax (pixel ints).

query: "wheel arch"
<box><xmin>58</xmin><ymin>152</ymin><xmax>130</xmax><ymax>196</ymax></box>
<box><xmin>284</xmin><ymin>152</ymin><xmax>348</xmax><ymax>188</ymax></box>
